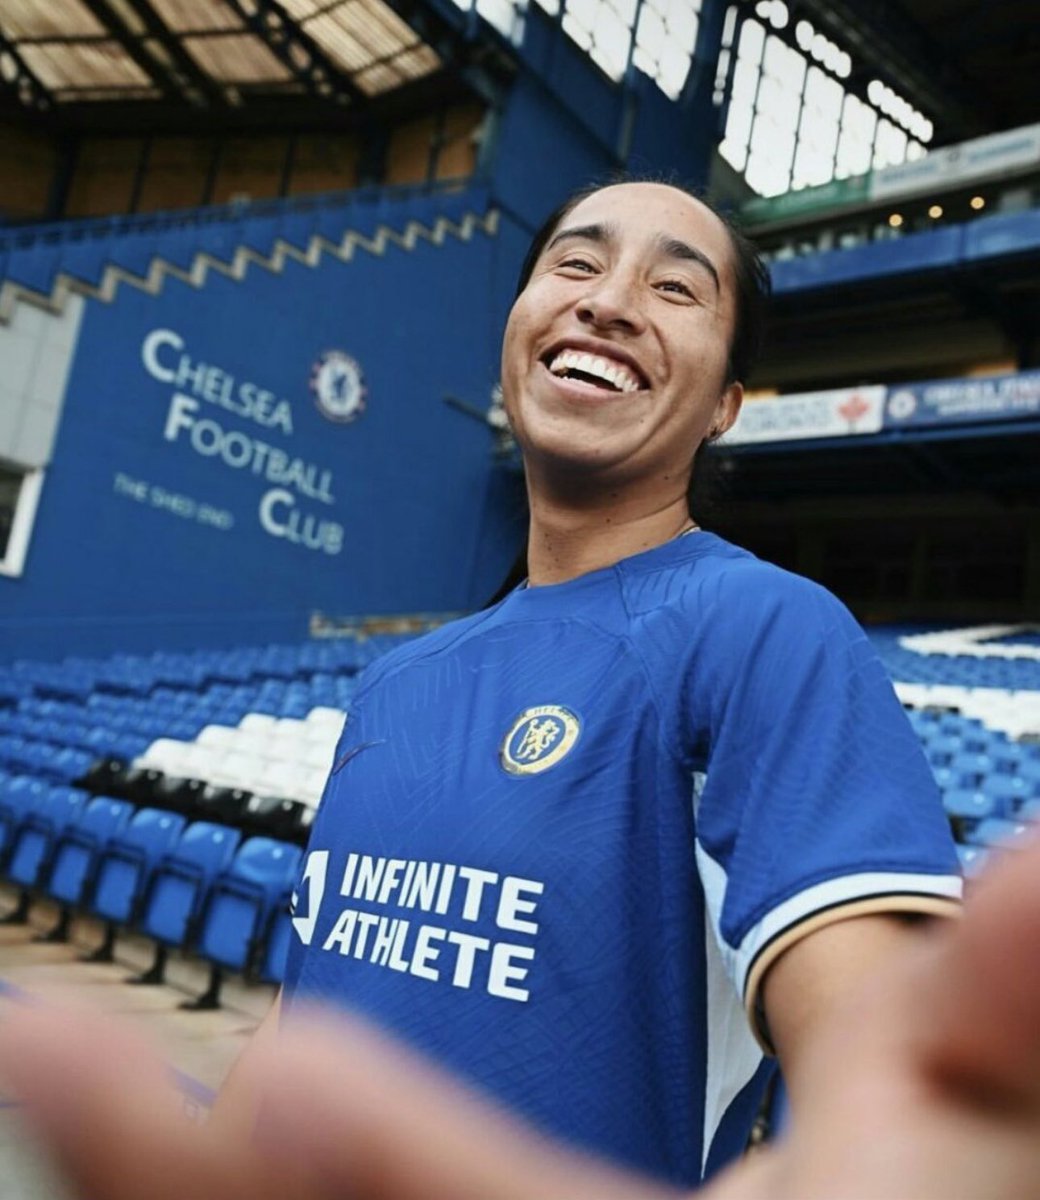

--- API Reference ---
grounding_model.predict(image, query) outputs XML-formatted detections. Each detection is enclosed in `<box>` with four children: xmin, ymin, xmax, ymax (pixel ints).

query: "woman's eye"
<box><xmin>657</xmin><ymin>279</ymin><xmax>694</xmax><ymax>298</ymax></box>
<box><xmin>560</xmin><ymin>257</ymin><xmax>596</xmax><ymax>272</ymax></box>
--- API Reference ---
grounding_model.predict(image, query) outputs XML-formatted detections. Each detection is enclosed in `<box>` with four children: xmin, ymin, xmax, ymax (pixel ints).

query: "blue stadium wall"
<box><xmin>0</xmin><ymin>190</ymin><xmax>533</xmax><ymax>662</ymax></box>
<box><xmin>0</xmin><ymin>6</ymin><xmax>725</xmax><ymax>664</ymax></box>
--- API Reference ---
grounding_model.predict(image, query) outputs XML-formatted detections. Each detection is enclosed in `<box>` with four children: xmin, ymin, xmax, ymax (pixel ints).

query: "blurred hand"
<box><xmin>2</xmin><ymin>833</ymin><xmax>1039</xmax><ymax>1200</ymax></box>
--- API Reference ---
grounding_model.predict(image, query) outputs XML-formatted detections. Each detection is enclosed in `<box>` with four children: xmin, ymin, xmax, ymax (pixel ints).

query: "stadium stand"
<box><xmin>0</xmin><ymin>617</ymin><xmax>1036</xmax><ymax>1014</ymax></box>
<box><xmin>0</xmin><ymin>0</ymin><xmax>1037</xmax><ymax>1185</ymax></box>
<box><xmin>0</xmin><ymin>632</ymin><xmax>411</xmax><ymax>1004</ymax></box>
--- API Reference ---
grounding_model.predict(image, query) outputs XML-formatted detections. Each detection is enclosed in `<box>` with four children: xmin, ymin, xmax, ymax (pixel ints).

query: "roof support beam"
<box><xmin>0</xmin><ymin>28</ymin><xmax>54</xmax><ymax>114</ymax></box>
<box><xmin>77</xmin><ymin>0</ymin><xmax>179</xmax><ymax>101</ymax></box>
<box><xmin>108</xmin><ymin>0</ymin><xmax>228</xmax><ymax>108</ymax></box>
<box><xmin>219</xmin><ymin>0</ymin><xmax>366</xmax><ymax>108</ymax></box>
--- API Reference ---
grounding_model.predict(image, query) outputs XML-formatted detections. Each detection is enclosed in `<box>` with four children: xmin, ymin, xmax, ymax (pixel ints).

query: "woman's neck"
<box><xmin>524</xmin><ymin>490</ymin><xmax>695</xmax><ymax>586</ymax></box>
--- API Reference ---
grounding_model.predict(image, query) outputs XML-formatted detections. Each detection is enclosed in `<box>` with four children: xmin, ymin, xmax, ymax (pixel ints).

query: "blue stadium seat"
<box><xmin>5</xmin><ymin>785</ymin><xmax>88</xmax><ymax>889</ymax></box>
<box><xmin>982</xmin><ymin>775</ymin><xmax>1031</xmax><ymax>810</ymax></box>
<box><xmin>0</xmin><ymin>775</ymin><xmax>48</xmax><ymax>866</ymax></box>
<box><xmin>1</xmin><ymin>786</ymin><xmax>88</xmax><ymax>923</ymax></box>
<box><xmin>45</xmin><ymin>795</ymin><xmax>135</xmax><ymax>911</ymax></box>
<box><xmin>131</xmin><ymin>822</ymin><xmax>241</xmax><ymax>986</ymax></box>
<box><xmin>84</xmin><ymin>807</ymin><xmax>187</xmax><ymax>962</ymax></box>
<box><xmin>989</xmin><ymin>745</ymin><xmax>1025</xmax><ymax>774</ymax></box>
<box><xmin>949</xmin><ymin>751</ymin><xmax>995</xmax><ymax>782</ymax></box>
<box><xmin>966</xmin><ymin>817</ymin><xmax>1031</xmax><ymax>849</ymax></box>
<box><xmin>188</xmin><ymin>836</ymin><xmax>302</xmax><ymax>1008</ymax></box>
<box><xmin>1018</xmin><ymin>758</ymin><xmax>1040</xmax><ymax>792</ymax></box>
<box><xmin>943</xmin><ymin>788</ymin><xmax>998</xmax><ymax>822</ymax></box>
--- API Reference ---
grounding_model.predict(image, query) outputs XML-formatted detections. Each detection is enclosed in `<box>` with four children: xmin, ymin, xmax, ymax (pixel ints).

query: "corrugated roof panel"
<box><xmin>1</xmin><ymin>0</ymin><xmax>447</xmax><ymax>111</ymax></box>
<box><xmin>278</xmin><ymin>0</ymin><xmax>324</xmax><ymax>18</ymax></box>
<box><xmin>354</xmin><ymin>43</ymin><xmax>440</xmax><ymax>94</ymax></box>
<box><xmin>182</xmin><ymin>34</ymin><xmax>293</xmax><ymax>83</ymax></box>
<box><xmin>303</xmin><ymin>12</ymin><xmax>385</xmax><ymax>73</ymax></box>
<box><xmin>18</xmin><ymin>40</ymin><xmax>153</xmax><ymax>93</ymax></box>
<box><xmin>353</xmin><ymin>0</ymin><xmax>431</xmax><ymax>56</ymax></box>
<box><xmin>148</xmin><ymin>0</ymin><xmax>245</xmax><ymax>33</ymax></box>
<box><xmin>299</xmin><ymin>0</ymin><xmax>441</xmax><ymax>78</ymax></box>
<box><xmin>352</xmin><ymin>61</ymin><xmax>400</xmax><ymax>95</ymax></box>
<box><xmin>0</xmin><ymin>0</ymin><xmax>106</xmax><ymax>39</ymax></box>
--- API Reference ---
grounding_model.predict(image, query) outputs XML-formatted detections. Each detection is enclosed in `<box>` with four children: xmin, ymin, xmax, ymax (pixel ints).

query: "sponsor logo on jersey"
<box><xmin>310</xmin><ymin>350</ymin><xmax>366</xmax><ymax>423</ymax></box>
<box><xmin>500</xmin><ymin>705</ymin><xmax>580</xmax><ymax>775</ymax></box>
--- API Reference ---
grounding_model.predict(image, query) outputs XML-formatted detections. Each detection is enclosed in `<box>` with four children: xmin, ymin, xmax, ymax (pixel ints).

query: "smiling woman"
<box><xmin>208</xmin><ymin>179</ymin><xmax>964</xmax><ymax>1192</ymax></box>
<box><xmin>501</xmin><ymin>183</ymin><xmax>749</xmax><ymax>569</ymax></box>
<box><xmin>506</xmin><ymin>179</ymin><xmax>769</xmax><ymax>543</ymax></box>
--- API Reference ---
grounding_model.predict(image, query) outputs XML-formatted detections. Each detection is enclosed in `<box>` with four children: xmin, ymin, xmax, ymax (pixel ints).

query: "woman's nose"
<box><xmin>574</xmin><ymin>275</ymin><xmax>645</xmax><ymax>333</ymax></box>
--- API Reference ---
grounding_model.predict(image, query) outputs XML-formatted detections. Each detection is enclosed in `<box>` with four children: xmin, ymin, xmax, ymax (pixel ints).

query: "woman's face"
<box><xmin>501</xmin><ymin>182</ymin><xmax>743</xmax><ymax>495</ymax></box>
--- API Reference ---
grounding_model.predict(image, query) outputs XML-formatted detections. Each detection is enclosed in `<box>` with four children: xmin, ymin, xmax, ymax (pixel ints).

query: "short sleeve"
<box><xmin>687</xmin><ymin>567</ymin><xmax>962</xmax><ymax>1045</ymax></box>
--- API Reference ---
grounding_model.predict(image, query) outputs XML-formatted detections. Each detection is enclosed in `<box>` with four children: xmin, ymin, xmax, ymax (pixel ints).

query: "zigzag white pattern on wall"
<box><xmin>0</xmin><ymin>208</ymin><xmax>501</xmax><ymax>326</ymax></box>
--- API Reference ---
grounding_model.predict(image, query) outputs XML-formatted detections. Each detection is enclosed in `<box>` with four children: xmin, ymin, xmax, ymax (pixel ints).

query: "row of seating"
<box><xmin>75</xmin><ymin>759</ymin><xmax>315</xmax><ymax>844</ymax></box>
<box><xmin>0</xmin><ymin>182</ymin><xmax>481</xmax><ymax>302</ymax></box>
<box><xmin>133</xmin><ymin>709</ymin><xmax>342</xmax><ymax>808</ymax></box>
<box><xmin>0</xmin><ymin>769</ymin><xmax>303</xmax><ymax>1008</ymax></box>
<box><xmin>870</xmin><ymin>627</ymin><xmax>1040</xmax><ymax>693</ymax></box>
<box><xmin>5</xmin><ymin>639</ymin><xmax>378</xmax><ymax>694</ymax></box>
<box><xmin>1</xmin><ymin>674</ymin><xmax>356</xmax><ymax>750</ymax></box>
<box><xmin>1</xmin><ymin>624</ymin><xmax>1036</xmax><ymax>992</ymax></box>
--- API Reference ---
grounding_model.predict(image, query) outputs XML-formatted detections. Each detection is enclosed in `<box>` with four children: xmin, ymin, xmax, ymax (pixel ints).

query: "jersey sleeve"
<box><xmin>686</xmin><ymin>567</ymin><xmax>962</xmax><ymax>1049</ymax></box>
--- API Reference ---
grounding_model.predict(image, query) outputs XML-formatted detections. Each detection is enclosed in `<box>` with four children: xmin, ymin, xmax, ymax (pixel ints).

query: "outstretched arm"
<box><xmin>2</xmin><ymin>834</ymin><xmax>1039</xmax><ymax>1200</ymax></box>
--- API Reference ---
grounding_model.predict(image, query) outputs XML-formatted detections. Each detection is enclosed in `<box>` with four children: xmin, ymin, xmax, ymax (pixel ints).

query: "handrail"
<box><xmin>0</xmin><ymin>175</ymin><xmax>478</xmax><ymax>254</ymax></box>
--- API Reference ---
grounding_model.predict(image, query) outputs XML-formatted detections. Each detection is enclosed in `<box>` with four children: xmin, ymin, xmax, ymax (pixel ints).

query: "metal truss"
<box><xmin>0</xmin><ymin>27</ymin><xmax>53</xmax><ymax>113</ymax></box>
<box><xmin>219</xmin><ymin>0</ymin><xmax>367</xmax><ymax>108</ymax></box>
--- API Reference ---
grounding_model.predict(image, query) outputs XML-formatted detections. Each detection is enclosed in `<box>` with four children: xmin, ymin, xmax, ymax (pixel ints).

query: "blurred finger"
<box><xmin>0</xmin><ymin>1004</ymin><xmax>284</xmax><ymax>1200</ymax></box>
<box><xmin>918</xmin><ymin>830</ymin><xmax>1040</xmax><ymax>1110</ymax></box>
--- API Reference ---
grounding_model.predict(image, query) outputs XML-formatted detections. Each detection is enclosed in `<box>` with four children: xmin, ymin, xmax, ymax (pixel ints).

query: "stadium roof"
<box><xmin>806</xmin><ymin>0</ymin><xmax>1038</xmax><ymax>140</ymax></box>
<box><xmin>0</xmin><ymin>0</ymin><xmax>478</xmax><ymax>131</ymax></box>
<box><xmin>0</xmin><ymin>0</ymin><xmax>1032</xmax><ymax>143</ymax></box>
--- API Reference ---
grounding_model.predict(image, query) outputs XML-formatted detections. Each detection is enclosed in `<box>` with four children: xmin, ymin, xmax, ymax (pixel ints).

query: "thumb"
<box><xmin>917</xmin><ymin>831</ymin><xmax>1040</xmax><ymax>1110</ymax></box>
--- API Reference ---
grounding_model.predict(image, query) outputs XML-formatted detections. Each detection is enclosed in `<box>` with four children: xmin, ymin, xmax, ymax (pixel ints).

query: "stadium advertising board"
<box><xmin>741</xmin><ymin>123</ymin><xmax>1040</xmax><ymax>228</ymax></box>
<box><xmin>869</xmin><ymin>124</ymin><xmax>1040</xmax><ymax>203</ymax></box>
<box><xmin>884</xmin><ymin>369</ymin><xmax>1040</xmax><ymax>429</ymax></box>
<box><xmin>724</xmin><ymin>386</ymin><xmax>886</xmax><ymax>444</ymax></box>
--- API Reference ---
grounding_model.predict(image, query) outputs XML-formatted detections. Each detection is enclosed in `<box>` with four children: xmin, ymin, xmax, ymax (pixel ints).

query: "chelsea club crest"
<box><xmin>501</xmin><ymin>705</ymin><xmax>581</xmax><ymax>776</ymax></box>
<box><xmin>311</xmin><ymin>350</ymin><xmax>366</xmax><ymax>423</ymax></box>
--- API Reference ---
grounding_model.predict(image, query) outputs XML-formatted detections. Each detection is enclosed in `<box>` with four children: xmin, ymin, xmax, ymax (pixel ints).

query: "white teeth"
<box><xmin>546</xmin><ymin>348</ymin><xmax>642</xmax><ymax>393</ymax></box>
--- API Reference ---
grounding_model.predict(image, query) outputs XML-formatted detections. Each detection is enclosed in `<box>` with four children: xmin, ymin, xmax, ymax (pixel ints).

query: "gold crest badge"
<box><xmin>500</xmin><ymin>705</ymin><xmax>581</xmax><ymax>776</ymax></box>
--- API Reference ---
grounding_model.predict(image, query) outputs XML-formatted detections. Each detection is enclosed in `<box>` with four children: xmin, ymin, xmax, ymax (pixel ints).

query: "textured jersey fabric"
<box><xmin>283</xmin><ymin>531</ymin><xmax>961</xmax><ymax>1188</ymax></box>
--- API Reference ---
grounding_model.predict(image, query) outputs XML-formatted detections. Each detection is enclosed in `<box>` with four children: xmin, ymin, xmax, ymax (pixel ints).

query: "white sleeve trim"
<box><xmin>733</xmin><ymin>870</ymin><xmax>964</xmax><ymax>1002</ymax></box>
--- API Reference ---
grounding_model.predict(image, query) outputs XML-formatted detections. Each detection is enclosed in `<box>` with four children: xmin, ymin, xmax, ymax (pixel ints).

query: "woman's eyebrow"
<box><xmin>656</xmin><ymin>236</ymin><xmax>720</xmax><ymax>293</ymax></box>
<box><xmin>545</xmin><ymin>222</ymin><xmax>613</xmax><ymax>253</ymax></box>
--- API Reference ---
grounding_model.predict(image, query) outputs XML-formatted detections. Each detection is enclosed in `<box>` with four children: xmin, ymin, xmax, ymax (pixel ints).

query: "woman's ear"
<box><xmin>709</xmin><ymin>381</ymin><xmax>744</xmax><ymax>441</ymax></box>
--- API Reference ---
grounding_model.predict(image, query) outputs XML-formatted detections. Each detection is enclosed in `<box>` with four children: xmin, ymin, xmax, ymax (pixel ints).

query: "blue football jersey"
<box><xmin>283</xmin><ymin>532</ymin><xmax>961</xmax><ymax>1188</ymax></box>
